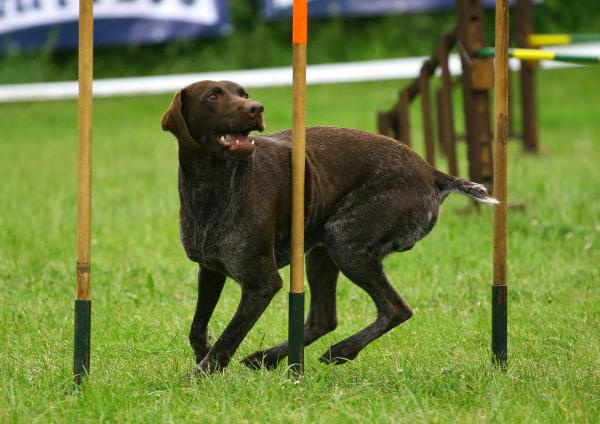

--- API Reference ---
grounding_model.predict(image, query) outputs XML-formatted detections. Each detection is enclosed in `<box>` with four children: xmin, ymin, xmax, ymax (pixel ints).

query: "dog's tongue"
<box><xmin>218</xmin><ymin>134</ymin><xmax>256</xmax><ymax>154</ymax></box>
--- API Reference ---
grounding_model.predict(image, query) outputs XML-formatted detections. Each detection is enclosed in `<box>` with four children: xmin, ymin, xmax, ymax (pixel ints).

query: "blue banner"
<box><xmin>0</xmin><ymin>0</ymin><xmax>231</xmax><ymax>52</ymax></box>
<box><xmin>261</xmin><ymin>0</ymin><xmax>501</xmax><ymax>20</ymax></box>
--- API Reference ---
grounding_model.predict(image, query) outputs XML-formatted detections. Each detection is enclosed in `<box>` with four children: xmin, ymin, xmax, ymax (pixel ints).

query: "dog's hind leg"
<box><xmin>240</xmin><ymin>247</ymin><xmax>339</xmax><ymax>370</ymax></box>
<box><xmin>304</xmin><ymin>247</ymin><xmax>340</xmax><ymax>344</ymax></box>
<box><xmin>319</xmin><ymin>248</ymin><xmax>413</xmax><ymax>365</ymax></box>
<box><xmin>193</xmin><ymin>268</ymin><xmax>282</xmax><ymax>375</ymax></box>
<box><xmin>189</xmin><ymin>267</ymin><xmax>226</xmax><ymax>364</ymax></box>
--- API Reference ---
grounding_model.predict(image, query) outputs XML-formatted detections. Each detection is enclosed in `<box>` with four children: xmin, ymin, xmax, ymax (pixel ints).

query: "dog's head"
<box><xmin>161</xmin><ymin>80</ymin><xmax>265</xmax><ymax>157</ymax></box>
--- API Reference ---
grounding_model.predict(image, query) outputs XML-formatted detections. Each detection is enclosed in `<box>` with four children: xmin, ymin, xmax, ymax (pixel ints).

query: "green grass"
<box><xmin>1</xmin><ymin>66</ymin><xmax>599</xmax><ymax>423</ymax></box>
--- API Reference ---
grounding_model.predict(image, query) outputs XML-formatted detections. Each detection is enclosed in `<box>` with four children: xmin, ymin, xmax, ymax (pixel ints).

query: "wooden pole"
<box><xmin>288</xmin><ymin>0</ymin><xmax>307</xmax><ymax>377</ymax></box>
<box><xmin>74</xmin><ymin>0</ymin><xmax>93</xmax><ymax>385</ymax></box>
<box><xmin>455</xmin><ymin>0</ymin><xmax>494</xmax><ymax>191</ymax></box>
<box><xmin>419</xmin><ymin>68</ymin><xmax>435</xmax><ymax>166</ymax></box>
<box><xmin>438</xmin><ymin>36</ymin><xmax>458</xmax><ymax>176</ymax></box>
<box><xmin>398</xmin><ymin>91</ymin><xmax>411</xmax><ymax>147</ymax></box>
<box><xmin>492</xmin><ymin>0</ymin><xmax>509</xmax><ymax>368</ymax></box>
<box><xmin>377</xmin><ymin>111</ymin><xmax>391</xmax><ymax>138</ymax></box>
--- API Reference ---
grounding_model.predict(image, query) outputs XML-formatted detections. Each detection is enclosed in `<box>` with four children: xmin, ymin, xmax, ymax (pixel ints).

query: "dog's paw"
<box><xmin>240</xmin><ymin>350</ymin><xmax>281</xmax><ymax>370</ymax></box>
<box><xmin>194</xmin><ymin>345</ymin><xmax>212</xmax><ymax>365</ymax></box>
<box><xmin>191</xmin><ymin>357</ymin><xmax>226</xmax><ymax>377</ymax></box>
<box><xmin>319</xmin><ymin>348</ymin><xmax>356</xmax><ymax>365</ymax></box>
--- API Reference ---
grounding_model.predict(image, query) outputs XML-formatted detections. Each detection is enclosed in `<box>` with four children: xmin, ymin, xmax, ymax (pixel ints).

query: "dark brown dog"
<box><xmin>161</xmin><ymin>80</ymin><xmax>497</xmax><ymax>375</ymax></box>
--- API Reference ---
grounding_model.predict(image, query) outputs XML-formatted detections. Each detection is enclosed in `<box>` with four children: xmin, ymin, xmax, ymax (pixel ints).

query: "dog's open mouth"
<box><xmin>216</xmin><ymin>133</ymin><xmax>256</xmax><ymax>154</ymax></box>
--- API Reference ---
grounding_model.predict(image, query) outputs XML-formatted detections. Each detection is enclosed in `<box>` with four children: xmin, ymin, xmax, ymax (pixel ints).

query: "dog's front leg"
<box><xmin>241</xmin><ymin>247</ymin><xmax>339</xmax><ymax>370</ymax></box>
<box><xmin>193</xmin><ymin>271</ymin><xmax>282</xmax><ymax>375</ymax></box>
<box><xmin>189</xmin><ymin>267</ymin><xmax>226</xmax><ymax>364</ymax></box>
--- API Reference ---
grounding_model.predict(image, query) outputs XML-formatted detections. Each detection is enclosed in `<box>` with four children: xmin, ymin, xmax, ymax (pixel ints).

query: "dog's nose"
<box><xmin>245</xmin><ymin>102</ymin><xmax>264</xmax><ymax>114</ymax></box>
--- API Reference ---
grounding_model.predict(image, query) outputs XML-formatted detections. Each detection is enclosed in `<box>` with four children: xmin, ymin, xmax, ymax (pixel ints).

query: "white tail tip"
<box><xmin>478</xmin><ymin>196</ymin><xmax>500</xmax><ymax>205</ymax></box>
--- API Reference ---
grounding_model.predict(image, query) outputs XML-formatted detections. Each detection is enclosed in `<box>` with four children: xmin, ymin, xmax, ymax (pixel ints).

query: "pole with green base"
<box><xmin>74</xmin><ymin>0</ymin><xmax>93</xmax><ymax>386</ymax></box>
<box><xmin>288</xmin><ymin>0</ymin><xmax>308</xmax><ymax>378</ymax></box>
<box><xmin>492</xmin><ymin>0</ymin><xmax>509</xmax><ymax>368</ymax></box>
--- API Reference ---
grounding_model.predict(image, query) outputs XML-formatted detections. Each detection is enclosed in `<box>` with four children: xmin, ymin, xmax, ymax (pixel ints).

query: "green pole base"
<box><xmin>491</xmin><ymin>285</ymin><xmax>507</xmax><ymax>368</ymax></box>
<box><xmin>74</xmin><ymin>299</ymin><xmax>91</xmax><ymax>385</ymax></box>
<box><xmin>288</xmin><ymin>292</ymin><xmax>305</xmax><ymax>378</ymax></box>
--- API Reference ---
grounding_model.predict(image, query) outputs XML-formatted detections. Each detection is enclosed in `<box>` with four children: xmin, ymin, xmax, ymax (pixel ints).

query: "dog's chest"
<box><xmin>178</xmin><ymin>186</ymin><xmax>238</xmax><ymax>268</ymax></box>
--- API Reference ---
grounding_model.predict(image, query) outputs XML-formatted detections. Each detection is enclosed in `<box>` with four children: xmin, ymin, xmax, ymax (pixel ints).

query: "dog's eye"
<box><xmin>241</xmin><ymin>92</ymin><xmax>249</xmax><ymax>99</ymax></box>
<box><xmin>207</xmin><ymin>93</ymin><xmax>218</xmax><ymax>102</ymax></box>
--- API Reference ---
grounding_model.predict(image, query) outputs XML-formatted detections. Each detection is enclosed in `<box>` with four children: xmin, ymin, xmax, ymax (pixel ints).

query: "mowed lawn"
<box><xmin>1</xmin><ymin>66</ymin><xmax>598</xmax><ymax>423</ymax></box>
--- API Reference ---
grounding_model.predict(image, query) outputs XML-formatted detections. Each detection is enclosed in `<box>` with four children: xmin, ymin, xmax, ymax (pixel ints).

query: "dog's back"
<box><xmin>260</xmin><ymin>126</ymin><xmax>496</xmax><ymax>210</ymax></box>
<box><xmin>255</xmin><ymin>126</ymin><xmax>497</xmax><ymax>261</ymax></box>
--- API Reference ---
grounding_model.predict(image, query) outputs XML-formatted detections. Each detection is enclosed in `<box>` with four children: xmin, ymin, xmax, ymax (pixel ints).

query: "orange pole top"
<box><xmin>292</xmin><ymin>0</ymin><xmax>308</xmax><ymax>44</ymax></box>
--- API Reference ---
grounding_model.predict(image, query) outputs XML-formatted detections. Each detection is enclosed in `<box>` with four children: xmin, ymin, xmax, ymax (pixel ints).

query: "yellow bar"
<box><xmin>512</xmin><ymin>48</ymin><xmax>556</xmax><ymax>61</ymax></box>
<box><xmin>528</xmin><ymin>34</ymin><xmax>571</xmax><ymax>47</ymax></box>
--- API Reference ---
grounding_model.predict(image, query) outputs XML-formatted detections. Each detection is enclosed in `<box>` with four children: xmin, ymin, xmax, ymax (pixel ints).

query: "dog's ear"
<box><xmin>161</xmin><ymin>89</ymin><xmax>198</xmax><ymax>146</ymax></box>
<box><xmin>161</xmin><ymin>90</ymin><xmax>185</xmax><ymax>135</ymax></box>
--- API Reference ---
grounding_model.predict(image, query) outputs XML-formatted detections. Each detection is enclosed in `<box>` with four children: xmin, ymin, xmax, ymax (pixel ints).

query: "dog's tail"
<box><xmin>434</xmin><ymin>170</ymin><xmax>499</xmax><ymax>205</ymax></box>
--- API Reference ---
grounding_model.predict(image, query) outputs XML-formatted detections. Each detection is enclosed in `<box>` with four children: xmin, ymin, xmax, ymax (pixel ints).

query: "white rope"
<box><xmin>1</xmin><ymin>42</ymin><xmax>598</xmax><ymax>103</ymax></box>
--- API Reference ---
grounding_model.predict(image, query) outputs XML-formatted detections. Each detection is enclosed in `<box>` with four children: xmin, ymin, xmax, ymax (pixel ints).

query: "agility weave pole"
<box><xmin>74</xmin><ymin>0</ymin><xmax>93</xmax><ymax>385</ymax></box>
<box><xmin>492</xmin><ymin>0</ymin><xmax>509</xmax><ymax>367</ymax></box>
<box><xmin>288</xmin><ymin>0</ymin><xmax>307</xmax><ymax>377</ymax></box>
<box><xmin>477</xmin><ymin>47</ymin><xmax>600</xmax><ymax>64</ymax></box>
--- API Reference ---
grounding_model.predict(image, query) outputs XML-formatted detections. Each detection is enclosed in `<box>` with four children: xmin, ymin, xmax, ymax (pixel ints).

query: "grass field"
<box><xmin>1</xmin><ymin>66</ymin><xmax>599</xmax><ymax>423</ymax></box>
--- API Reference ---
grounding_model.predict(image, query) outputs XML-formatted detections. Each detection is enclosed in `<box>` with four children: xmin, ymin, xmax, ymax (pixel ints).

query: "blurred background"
<box><xmin>1</xmin><ymin>0</ymin><xmax>598</xmax><ymax>84</ymax></box>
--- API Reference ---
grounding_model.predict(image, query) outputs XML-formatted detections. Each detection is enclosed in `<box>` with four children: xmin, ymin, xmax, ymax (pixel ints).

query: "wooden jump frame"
<box><xmin>377</xmin><ymin>30</ymin><xmax>458</xmax><ymax>171</ymax></box>
<box><xmin>378</xmin><ymin>0</ymin><xmax>494</xmax><ymax>191</ymax></box>
<box><xmin>378</xmin><ymin>0</ymin><xmax>598</xmax><ymax>187</ymax></box>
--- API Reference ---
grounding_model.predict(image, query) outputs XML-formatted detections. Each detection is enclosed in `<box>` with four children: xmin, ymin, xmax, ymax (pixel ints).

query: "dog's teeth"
<box><xmin>236</xmin><ymin>139</ymin><xmax>239</xmax><ymax>144</ymax></box>
<box><xmin>220</xmin><ymin>136</ymin><xmax>225</xmax><ymax>142</ymax></box>
<box><xmin>251</xmin><ymin>139</ymin><xmax>255</xmax><ymax>145</ymax></box>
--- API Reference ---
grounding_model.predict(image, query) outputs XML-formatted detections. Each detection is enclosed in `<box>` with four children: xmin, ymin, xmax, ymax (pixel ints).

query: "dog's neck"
<box><xmin>177</xmin><ymin>145</ymin><xmax>252</xmax><ymax>195</ymax></box>
<box><xmin>177</xmin><ymin>145</ymin><xmax>254</xmax><ymax>228</ymax></box>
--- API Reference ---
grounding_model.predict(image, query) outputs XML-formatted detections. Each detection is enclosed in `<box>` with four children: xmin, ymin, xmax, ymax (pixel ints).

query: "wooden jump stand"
<box><xmin>378</xmin><ymin>0</ymin><xmax>545</xmax><ymax>192</ymax></box>
<box><xmin>377</xmin><ymin>30</ymin><xmax>458</xmax><ymax>174</ymax></box>
<box><xmin>378</xmin><ymin>0</ymin><xmax>494</xmax><ymax>192</ymax></box>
